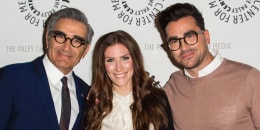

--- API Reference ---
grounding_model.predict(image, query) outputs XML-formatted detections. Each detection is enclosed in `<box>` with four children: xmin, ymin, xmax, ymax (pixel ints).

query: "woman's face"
<box><xmin>104</xmin><ymin>43</ymin><xmax>134</xmax><ymax>91</ymax></box>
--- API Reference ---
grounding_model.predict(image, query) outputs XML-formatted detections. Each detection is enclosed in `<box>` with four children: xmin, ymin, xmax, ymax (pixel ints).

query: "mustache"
<box><xmin>180</xmin><ymin>48</ymin><xmax>195</xmax><ymax>56</ymax></box>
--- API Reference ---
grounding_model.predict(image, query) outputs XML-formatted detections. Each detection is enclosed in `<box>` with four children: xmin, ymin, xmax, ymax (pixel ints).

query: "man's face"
<box><xmin>46</xmin><ymin>18</ymin><xmax>90</xmax><ymax>74</ymax></box>
<box><xmin>165</xmin><ymin>16</ymin><xmax>211</xmax><ymax>72</ymax></box>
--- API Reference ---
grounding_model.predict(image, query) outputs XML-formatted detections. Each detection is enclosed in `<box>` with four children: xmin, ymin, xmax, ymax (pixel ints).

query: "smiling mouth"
<box><xmin>114</xmin><ymin>73</ymin><xmax>127</xmax><ymax>78</ymax></box>
<box><xmin>59</xmin><ymin>52</ymin><xmax>72</xmax><ymax>59</ymax></box>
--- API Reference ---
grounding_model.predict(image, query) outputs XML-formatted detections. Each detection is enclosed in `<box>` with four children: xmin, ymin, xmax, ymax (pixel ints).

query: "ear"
<box><xmin>45</xmin><ymin>32</ymin><xmax>49</xmax><ymax>49</ymax></box>
<box><xmin>203</xmin><ymin>29</ymin><xmax>210</xmax><ymax>45</ymax></box>
<box><xmin>82</xmin><ymin>44</ymin><xmax>91</xmax><ymax>58</ymax></box>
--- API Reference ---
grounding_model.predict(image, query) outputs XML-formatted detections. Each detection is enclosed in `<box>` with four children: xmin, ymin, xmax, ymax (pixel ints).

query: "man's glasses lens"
<box><xmin>168</xmin><ymin>30</ymin><xmax>203</xmax><ymax>51</ymax></box>
<box><xmin>49</xmin><ymin>30</ymin><xmax>87</xmax><ymax>48</ymax></box>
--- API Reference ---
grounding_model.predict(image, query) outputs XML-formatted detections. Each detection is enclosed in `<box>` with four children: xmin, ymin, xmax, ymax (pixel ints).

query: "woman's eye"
<box><xmin>122</xmin><ymin>56</ymin><xmax>130</xmax><ymax>60</ymax></box>
<box><xmin>106</xmin><ymin>58</ymin><xmax>113</xmax><ymax>62</ymax></box>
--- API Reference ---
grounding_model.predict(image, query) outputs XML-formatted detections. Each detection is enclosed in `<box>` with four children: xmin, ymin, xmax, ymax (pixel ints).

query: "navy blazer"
<box><xmin>0</xmin><ymin>56</ymin><xmax>90</xmax><ymax>130</ymax></box>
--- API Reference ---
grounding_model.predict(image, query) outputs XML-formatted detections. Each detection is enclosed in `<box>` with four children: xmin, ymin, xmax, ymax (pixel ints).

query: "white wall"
<box><xmin>1</xmin><ymin>0</ymin><xmax>259</xmax><ymax>85</ymax></box>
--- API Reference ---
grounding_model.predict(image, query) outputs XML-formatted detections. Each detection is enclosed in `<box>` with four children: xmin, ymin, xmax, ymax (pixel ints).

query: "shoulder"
<box><xmin>223</xmin><ymin>59</ymin><xmax>255</xmax><ymax>70</ymax></box>
<box><xmin>167</xmin><ymin>70</ymin><xmax>185</xmax><ymax>80</ymax></box>
<box><xmin>73</xmin><ymin>74</ymin><xmax>89</xmax><ymax>86</ymax></box>
<box><xmin>0</xmin><ymin>57</ymin><xmax>44</xmax><ymax>92</ymax></box>
<box><xmin>72</xmin><ymin>73</ymin><xmax>90</xmax><ymax>93</ymax></box>
<box><xmin>220</xmin><ymin>59</ymin><xmax>259</xmax><ymax>75</ymax></box>
<box><xmin>163</xmin><ymin>70</ymin><xmax>184</xmax><ymax>89</ymax></box>
<box><xmin>0</xmin><ymin>56</ymin><xmax>43</xmax><ymax>75</ymax></box>
<box><xmin>1</xmin><ymin>61</ymin><xmax>33</xmax><ymax>77</ymax></box>
<box><xmin>213</xmin><ymin>59</ymin><xmax>260</xmax><ymax>87</ymax></box>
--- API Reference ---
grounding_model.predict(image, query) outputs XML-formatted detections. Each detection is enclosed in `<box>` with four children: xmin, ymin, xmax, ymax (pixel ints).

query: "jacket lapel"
<box><xmin>72</xmin><ymin>73</ymin><xmax>88</xmax><ymax>130</ymax></box>
<box><xmin>33</xmin><ymin>56</ymin><xmax>59</xmax><ymax>129</ymax></box>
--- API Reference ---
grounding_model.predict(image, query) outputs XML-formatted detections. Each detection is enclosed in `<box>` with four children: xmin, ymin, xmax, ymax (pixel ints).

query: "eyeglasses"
<box><xmin>167</xmin><ymin>30</ymin><xmax>204</xmax><ymax>51</ymax></box>
<box><xmin>48</xmin><ymin>30</ymin><xmax>88</xmax><ymax>48</ymax></box>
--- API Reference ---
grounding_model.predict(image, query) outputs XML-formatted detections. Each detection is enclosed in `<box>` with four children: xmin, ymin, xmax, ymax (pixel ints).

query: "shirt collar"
<box><xmin>43</xmin><ymin>55</ymin><xmax>73</xmax><ymax>85</ymax></box>
<box><xmin>184</xmin><ymin>49</ymin><xmax>224</xmax><ymax>78</ymax></box>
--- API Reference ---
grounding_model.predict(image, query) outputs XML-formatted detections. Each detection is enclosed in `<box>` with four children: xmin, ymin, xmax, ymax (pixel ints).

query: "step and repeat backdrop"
<box><xmin>0</xmin><ymin>0</ymin><xmax>259</xmax><ymax>85</ymax></box>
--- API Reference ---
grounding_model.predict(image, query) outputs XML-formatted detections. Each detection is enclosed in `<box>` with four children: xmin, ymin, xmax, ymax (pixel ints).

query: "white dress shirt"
<box><xmin>101</xmin><ymin>91</ymin><xmax>155</xmax><ymax>130</ymax></box>
<box><xmin>102</xmin><ymin>91</ymin><xmax>134</xmax><ymax>130</ymax></box>
<box><xmin>184</xmin><ymin>49</ymin><xmax>224</xmax><ymax>78</ymax></box>
<box><xmin>43</xmin><ymin>55</ymin><xmax>79</xmax><ymax>130</ymax></box>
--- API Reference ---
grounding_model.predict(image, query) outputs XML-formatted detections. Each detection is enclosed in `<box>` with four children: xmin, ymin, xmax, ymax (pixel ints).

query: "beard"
<box><xmin>176</xmin><ymin>48</ymin><xmax>203</xmax><ymax>70</ymax></box>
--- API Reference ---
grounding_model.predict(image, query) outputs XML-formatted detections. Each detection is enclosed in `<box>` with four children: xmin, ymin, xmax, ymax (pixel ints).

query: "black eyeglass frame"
<box><xmin>48</xmin><ymin>30</ymin><xmax>88</xmax><ymax>48</ymax></box>
<box><xmin>167</xmin><ymin>30</ymin><xmax>204</xmax><ymax>51</ymax></box>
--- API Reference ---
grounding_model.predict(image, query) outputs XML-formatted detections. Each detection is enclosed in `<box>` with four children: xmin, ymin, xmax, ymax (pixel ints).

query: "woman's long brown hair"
<box><xmin>84</xmin><ymin>30</ymin><xmax>169</xmax><ymax>130</ymax></box>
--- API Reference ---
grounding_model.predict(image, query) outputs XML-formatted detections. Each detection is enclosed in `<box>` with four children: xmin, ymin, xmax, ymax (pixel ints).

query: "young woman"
<box><xmin>84</xmin><ymin>30</ymin><xmax>174</xmax><ymax>130</ymax></box>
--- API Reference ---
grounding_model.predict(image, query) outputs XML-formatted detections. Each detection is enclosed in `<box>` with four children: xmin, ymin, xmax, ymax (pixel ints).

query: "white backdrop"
<box><xmin>1</xmin><ymin>0</ymin><xmax>259</xmax><ymax>85</ymax></box>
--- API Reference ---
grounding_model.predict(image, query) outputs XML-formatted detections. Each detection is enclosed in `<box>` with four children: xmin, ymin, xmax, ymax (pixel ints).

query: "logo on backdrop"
<box><xmin>209</xmin><ymin>0</ymin><xmax>260</xmax><ymax>24</ymax></box>
<box><xmin>17</xmin><ymin>0</ymin><xmax>70</xmax><ymax>27</ymax></box>
<box><xmin>110</xmin><ymin>0</ymin><xmax>165</xmax><ymax>26</ymax></box>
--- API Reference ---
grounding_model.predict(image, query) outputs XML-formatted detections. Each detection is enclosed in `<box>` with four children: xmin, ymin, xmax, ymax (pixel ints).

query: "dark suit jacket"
<box><xmin>0</xmin><ymin>56</ymin><xmax>90</xmax><ymax>130</ymax></box>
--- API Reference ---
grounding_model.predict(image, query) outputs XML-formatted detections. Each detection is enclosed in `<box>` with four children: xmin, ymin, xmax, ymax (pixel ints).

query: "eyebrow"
<box><xmin>104</xmin><ymin>53</ymin><xmax>131</xmax><ymax>59</ymax></box>
<box><xmin>52</xmin><ymin>30</ymin><xmax>86</xmax><ymax>41</ymax></box>
<box><xmin>167</xmin><ymin>30</ymin><xmax>197</xmax><ymax>40</ymax></box>
<box><xmin>73</xmin><ymin>35</ymin><xmax>87</xmax><ymax>41</ymax></box>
